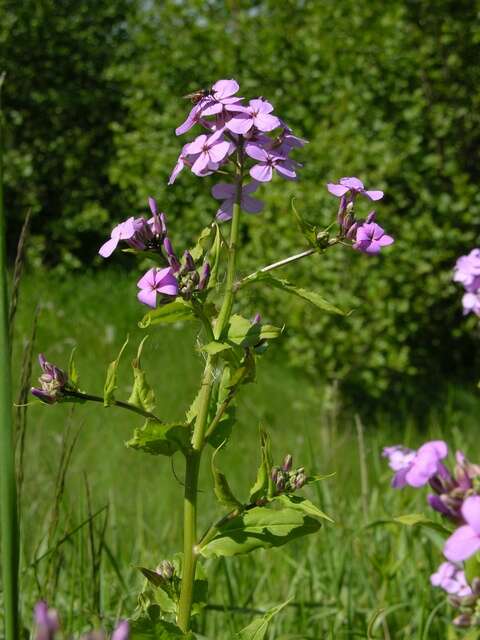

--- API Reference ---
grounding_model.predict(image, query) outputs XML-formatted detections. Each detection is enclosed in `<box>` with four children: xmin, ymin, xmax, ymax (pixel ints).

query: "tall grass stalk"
<box><xmin>0</xmin><ymin>71</ymin><xmax>19</xmax><ymax>639</ymax></box>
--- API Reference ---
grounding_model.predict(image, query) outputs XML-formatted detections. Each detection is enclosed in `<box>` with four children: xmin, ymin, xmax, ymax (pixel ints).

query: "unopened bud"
<box><xmin>198</xmin><ymin>262</ymin><xmax>211</xmax><ymax>290</ymax></box>
<box><xmin>453</xmin><ymin>613</ymin><xmax>472</xmax><ymax>628</ymax></box>
<box><xmin>183</xmin><ymin>251</ymin><xmax>195</xmax><ymax>272</ymax></box>
<box><xmin>156</xmin><ymin>560</ymin><xmax>174</xmax><ymax>580</ymax></box>
<box><xmin>271</xmin><ymin>467</ymin><xmax>280</xmax><ymax>484</ymax></box>
<box><xmin>276</xmin><ymin>475</ymin><xmax>285</xmax><ymax>492</ymax></box>
<box><xmin>345</xmin><ymin>222</ymin><xmax>358</xmax><ymax>240</ymax></box>
<box><xmin>148</xmin><ymin>196</ymin><xmax>158</xmax><ymax>216</ymax></box>
<box><xmin>366</xmin><ymin>211</ymin><xmax>377</xmax><ymax>224</ymax></box>
<box><xmin>295</xmin><ymin>473</ymin><xmax>306</xmax><ymax>490</ymax></box>
<box><xmin>472</xmin><ymin>577</ymin><xmax>480</xmax><ymax>596</ymax></box>
<box><xmin>282</xmin><ymin>455</ymin><xmax>293</xmax><ymax>472</ymax></box>
<box><xmin>252</xmin><ymin>313</ymin><xmax>262</xmax><ymax>324</ymax></box>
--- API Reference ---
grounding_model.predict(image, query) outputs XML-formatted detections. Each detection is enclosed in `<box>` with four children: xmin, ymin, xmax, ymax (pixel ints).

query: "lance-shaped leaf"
<box><xmin>275</xmin><ymin>494</ymin><xmax>333</xmax><ymax>523</ymax></box>
<box><xmin>139</xmin><ymin>299</ymin><xmax>195</xmax><ymax>328</ymax></box>
<box><xmin>211</xmin><ymin>444</ymin><xmax>243</xmax><ymax>511</ymax></box>
<box><xmin>202</xmin><ymin>315</ymin><xmax>282</xmax><ymax>356</ymax></box>
<box><xmin>208</xmin><ymin>222</ymin><xmax>223</xmax><ymax>289</ymax></box>
<box><xmin>126</xmin><ymin>419</ymin><xmax>191</xmax><ymax>457</ymax></box>
<box><xmin>291</xmin><ymin>197</ymin><xmax>319</xmax><ymax>248</ymax></box>
<box><xmin>104</xmin><ymin>336</ymin><xmax>129</xmax><ymax>406</ymax></box>
<box><xmin>68</xmin><ymin>346</ymin><xmax>79</xmax><ymax>389</ymax></box>
<box><xmin>236</xmin><ymin>599</ymin><xmax>291</xmax><ymax>640</ymax></box>
<box><xmin>205</xmin><ymin>366</ymin><xmax>237</xmax><ymax>449</ymax></box>
<box><xmin>249</xmin><ymin>429</ymin><xmax>274</xmax><ymax>503</ymax></box>
<box><xmin>198</xmin><ymin>494</ymin><xmax>323</xmax><ymax>558</ymax></box>
<box><xmin>245</xmin><ymin>273</ymin><xmax>346</xmax><ymax>316</ymax></box>
<box><xmin>367</xmin><ymin>513</ymin><xmax>451</xmax><ymax>536</ymax></box>
<box><xmin>128</xmin><ymin>336</ymin><xmax>156</xmax><ymax>413</ymax></box>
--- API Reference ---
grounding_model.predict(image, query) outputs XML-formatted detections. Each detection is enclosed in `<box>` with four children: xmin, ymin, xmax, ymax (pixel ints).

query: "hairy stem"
<box><xmin>0</xmin><ymin>71</ymin><xmax>19</xmax><ymax>640</ymax></box>
<box><xmin>177</xmin><ymin>150</ymin><xmax>244</xmax><ymax>633</ymax></box>
<box><xmin>63</xmin><ymin>389</ymin><xmax>162</xmax><ymax>422</ymax></box>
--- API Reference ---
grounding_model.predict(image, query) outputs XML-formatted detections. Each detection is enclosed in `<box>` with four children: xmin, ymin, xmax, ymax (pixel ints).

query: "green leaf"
<box><xmin>368</xmin><ymin>513</ymin><xmax>451</xmax><ymax>536</ymax></box>
<box><xmin>201</xmin><ymin>341</ymin><xmax>232</xmax><ymax>356</ymax></box>
<box><xmin>464</xmin><ymin>553</ymin><xmax>480</xmax><ymax>584</ymax></box>
<box><xmin>129</xmin><ymin>616</ymin><xmax>193</xmax><ymax>639</ymax></box>
<box><xmin>249</xmin><ymin>429</ymin><xmax>274</xmax><ymax>503</ymax></box>
<box><xmin>291</xmin><ymin>197</ymin><xmax>318</xmax><ymax>248</ymax></box>
<box><xmin>199</xmin><ymin>497</ymin><xmax>322</xmax><ymax>558</ymax></box>
<box><xmin>128</xmin><ymin>336</ymin><xmax>156</xmax><ymax>413</ymax></box>
<box><xmin>275</xmin><ymin>494</ymin><xmax>333</xmax><ymax>523</ymax></box>
<box><xmin>139</xmin><ymin>299</ymin><xmax>195</xmax><ymax>328</ymax></box>
<box><xmin>126</xmin><ymin>419</ymin><xmax>191</xmax><ymax>457</ymax></box>
<box><xmin>190</xmin><ymin>224</ymin><xmax>214</xmax><ymax>262</ymax></box>
<box><xmin>67</xmin><ymin>347</ymin><xmax>79</xmax><ymax>388</ymax></box>
<box><xmin>236</xmin><ymin>599</ymin><xmax>291</xmax><ymax>640</ymax></box>
<box><xmin>227</xmin><ymin>314</ymin><xmax>283</xmax><ymax>347</ymax></box>
<box><xmin>211</xmin><ymin>444</ymin><xmax>243</xmax><ymax>511</ymax></box>
<box><xmin>103</xmin><ymin>336</ymin><xmax>129</xmax><ymax>406</ymax></box>
<box><xmin>205</xmin><ymin>367</ymin><xmax>237</xmax><ymax>449</ymax></box>
<box><xmin>245</xmin><ymin>273</ymin><xmax>346</xmax><ymax>316</ymax></box>
<box><xmin>208</xmin><ymin>223</ymin><xmax>223</xmax><ymax>289</ymax></box>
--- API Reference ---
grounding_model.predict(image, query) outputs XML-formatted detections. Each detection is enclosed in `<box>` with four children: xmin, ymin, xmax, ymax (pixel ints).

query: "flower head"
<box><xmin>226</xmin><ymin>98</ymin><xmax>280</xmax><ymax>135</ymax></box>
<box><xmin>327</xmin><ymin>177</ymin><xmax>384</xmax><ymax>201</ymax></box>
<box><xmin>461</xmin><ymin>291</ymin><xmax>480</xmax><ymax>316</ymax></box>
<box><xmin>31</xmin><ymin>355</ymin><xmax>69</xmax><ymax>404</ymax></box>
<box><xmin>383</xmin><ymin>441</ymin><xmax>448</xmax><ymax>488</ymax></box>
<box><xmin>245</xmin><ymin>143</ymin><xmax>296</xmax><ymax>182</ymax></box>
<box><xmin>184</xmin><ymin>130</ymin><xmax>231</xmax><ymax>176</ymax></box>
<box><xmin>34</xmin><ymin>601</ymin><xmax>60</xmax><ymax>640</ymax></box>
<box><xmin>111</xmin><ymin>621</ymin><xmax>130</xmax><ymax>640</ymax></box>
<box><xmin>212</xmin><ymin>181</ymin><xmax>264</xmax><ymax>221</ymax></box>
<box><xmin>444</xmin><ymin>496</ymin><xmax>480</xmax><ymax>563</ymax></box>
<box><xmin>453</xmin><ymin>249</ymin><xmax>480</xmax><ymax>290</ymax></box>
<box><xmin>353</xmin><ymin>221</ymin><xmax>394</xmax><ymax>254</ymax></box>
<box><xmin>431</xmin><ymin>562</ymin><xmax>472</xmax><ymax>597</ymax></box>
<box><xmin>137</xmin><ymin>267</ymin><xmax>178</xmax><ymax>308</ymax></box>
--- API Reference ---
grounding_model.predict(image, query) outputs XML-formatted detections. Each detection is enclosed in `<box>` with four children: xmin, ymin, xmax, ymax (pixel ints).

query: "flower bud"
<box><xmin>453</xmin><ymin>613</ymin><xmax>472</xmax><ymax>628</ymax></box>
<box><xmin>276</xmin><ymin>476</ymin><xmax>285</xmax><ymax>492</ymax></box>
<box><xmin>472</xmin><ymin>577</ymin><xmax>480</xmax><ymax>596</ymax></box>
<box><xmin>252</xmin><ymin>313</ymin><xmax>262</xmax><ymax>324</ymax></box>
<box><xmin>156</xmin><ymin>560</ymin><xmax>175</xmax><ymax>580</ymax></box>
<box><xmin>282</xmin><ymin>454</ymin><xmax>293</xmax><ymax>472</ymax></box>
<box><xmin>294</xmin><ymin>472</ymin><xmax>306</xmax><ymax>490</ymax></box>
<box><xmin>366</xmin><ymin>210</ymin><xmax>377</xmax><ymax>224</ymax></box>
<box><xmin>345</xmin><ymin>222</ymin><xmax>358</xmax><ymax>240</ymax></box>
<box><xmin>198</xmin><ymin>262</ymin><xmax>211</xmax><ymax>290</ymax></box>
<box><xmin>31</xmin><ymin>354</ymin><xmax>69</xmax><ymax>404</ymax></box>
<box><xmin>271</xmin><ymin>467</ymin><xmax>280</xmax><ymax>484</ymax></box>
<box><xmin>183</xmin><ymin>251</ymin><xmax>196</xmax><ymax>272</ymax></box>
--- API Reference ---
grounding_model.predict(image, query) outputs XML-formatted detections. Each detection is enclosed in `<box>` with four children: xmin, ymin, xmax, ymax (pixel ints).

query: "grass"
<box><xmin>6</xmin><ymin>268</ymin><xmax>480</xmax><ymax>639</ymax></box>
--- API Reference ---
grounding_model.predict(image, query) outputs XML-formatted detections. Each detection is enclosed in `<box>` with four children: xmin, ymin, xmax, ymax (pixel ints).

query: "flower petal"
<box><xmin>340</xmin><ymin>177</ymin><xmax>364</xmax><ymax>191</ymax></box>
<box><xmin>242</xmin><ymin>194</ymin><xmax>264</xmax><ymax>214</ymax></box>
<box><xmin>462</xmin><ymin>496</ymin><xmax>480</xmax><ymax>534</ymax></box>
<box><xmin>250</xmin><ymin>163</ymin><xmax>273</xmax><ymax>182</ymax></box>
<box><xmin>254</xmin><ymin>113</ymin><xmax>281</xmax><ymax>132</ymax></box>
<box><xmin>327</xmin><ymin>183</ymin><xmax>349</xmax><ymax>197</ymax></box>
<box><xmin>137</xmin><ymin>268</ymin><xmax>156</xmax><ymax>289</ymax></box>
<box><xmin>365</xmin><ymin>190</ymin><xmax>384</xmax><ymax>201</ymax></box>
<box><xmin>212</xmin><ymin>183</ymin><xmax>236</xmax><ymax>200</ymax></box>
<box><xmin>212</xmin><ymin>79</ymin><xmax>239</xmax><ymax>99</ymax></box>
<box><xmin>99</xmin><ymin>237</ymin><xmax>119</xmax><ymax>258</ymax></box>
<box><xmin>226</xmin><ymin>114</ymin><xmax>253</xmax><ymax>135</ymax></box>
<box><xmin>444</xmin><ymin>525</ymin><xmax>480</xmax><ymax>562</ymax></box>
<box><xmin>137</xmin><ymin>288</ymin><xmax>157</xmax><ymax>308</ymax></box>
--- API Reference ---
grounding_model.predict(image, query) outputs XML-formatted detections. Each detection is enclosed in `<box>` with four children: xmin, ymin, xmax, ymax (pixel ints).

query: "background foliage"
<box><xmin>2</xmin><ymin>0</ymin><xmax>480</xmax><ymax>406</ymax></box>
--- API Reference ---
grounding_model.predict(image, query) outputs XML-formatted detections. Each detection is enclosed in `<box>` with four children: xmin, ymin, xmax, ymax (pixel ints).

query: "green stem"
<box><xmin>0</xmin><ymin>71</ymin><xmax>20</xmax><ymax>640</ymax></box>
<box><xmin>64</xmin><ymin>389</ymin><xmax>163</xmax><ymax>422</ymax></box>
<box><xmin>177</xmin><ymin>150</ymin><xmax>244</xmax><ymax>633</ymax></box>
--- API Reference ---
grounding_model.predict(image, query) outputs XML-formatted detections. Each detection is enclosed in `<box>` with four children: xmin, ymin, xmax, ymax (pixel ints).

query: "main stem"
<box><xmin>177</xmin><ymin>150</ymin><xmax>244</xmax><ymax>633</ymax></box>
<box><xmin>0</xmin><ymin>72</ymin><xmax>19</xmax><ymax>640</ymax></box>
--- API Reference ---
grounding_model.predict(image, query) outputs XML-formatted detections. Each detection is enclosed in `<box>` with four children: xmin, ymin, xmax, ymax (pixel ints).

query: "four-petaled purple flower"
<box><xmin>353</xmin><ymin>221</ymin><xmax>394</xmax><ymax>254</ymax></box>
<box><xmin>176</xmin><ymin>79</ymin><xmax>242</xmax><ymax>136</ymax></box>
<box><xmin>184</xmin><ymin>130</ymin><xmax>232</xmax><ymax>176</ymax></box>
<box><xmin>444</xmin><ymin>496</ymin><xmax>480</xmax><ymax>563</ymax></box>
<box><xmin>327</xmin><ymin>177</ymin><xmax>384</xmax><ymax>201</ymax></box>
<box><xmin>245</xmin><ymin>143</ymin><xmax>296</xmax><ymax>182</ymax></box>
<box><xmin>137</xmin><ymin>267</ymin><xmax>178</xmax><ymax>308</ymax></box>
<box><xmin>383</xmin><ymin>441</ymin><xmax>448</xmax><ymax>488</ymax></box>
<box><xmin>430</xmin><ymin>562</ymin><xmax>473</xmax><ymax>597</ymax></box>
<box><xmin>211</xmin><ymin>182</ymin><xmax>264</xmax><ymax>221</ymax></box>
<box><xmin>226</xmin><ymin>98</ymin><xmax>280</xmax><ymax>135</ymax></box>
<box><xmin>453</xmin><ymin>248</ymin><xmax>480</xmax><ymax>316</ymax></box>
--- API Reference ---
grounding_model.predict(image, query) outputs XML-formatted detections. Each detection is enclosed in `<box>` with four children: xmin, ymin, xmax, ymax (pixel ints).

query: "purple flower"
<box><xmin>453</xmin><ymin>249</ymin><xmax>480</xmax><ymax>291</ymax></box>
<box><xmin>198</xmin><ymin>262</ymin><xmax>211</xmax><ymax>290</ymax></box>
<box><xmin>112</xmin><ymin>621</ymin><xmax>129</xmax><ymax>640</ymax></box>
<box><xmin>31</xmin><ymin>355</ymin><xmax>69</xmax><ymax>404</ymax></box>
<box><xmin>211</xmin><ymin>182</ymin><xmax>264</xmax><ymax>221</ymax></box>
<box><xmin>444</xmin><ymin>496</ymin><xmax>480</xmax><ymax>563</ymax></box>
<box><xmin>461</xmin><ymin>291</ymin><xmax>480</xmax><ymax>316</ymax></box>
<box><xmin>383</xmin><ymin>441</ymin><xmax>448</xmax><ymax>488</ymax></box>
<box><xmin>431</xmin><ymin>562</ymin><xmax>473</xmax><ymax>597</ymax></box>
<box><xmin>245</xmin><ymin>143</ymin><xmax>296</xmax><ymax>182</ymax></box>
<box><xmin>353</xmin><ymin>222</ymin><xmax>394</xmax><ymax>254</ymax></box>
<box><xmin>327</xmin><ymin>177</ymin><xmax>384</xmax><ymax>201</ymax></box>
<box><xmin>226</xmin><ymin>98</ymin><xmax>280</xmax><ymax>135</ymax></box>
<box><xmin>184</xmin><ymin>130</ymin><xmax>231</xmax><ymax>176</ymax></box>
<box><xmin>99</xmin><ymin>217</ymin><xmax>139</xmax><ymax>258</ymax></box>
<box><xmin>34</xmin><ymin>601</ymin><xmax>60</xmax><ymax>640</ymax></box>
<box><xmin>137</xmin><ymin>267</ymin><xmax>178</xmax><ymax>308</ymax></box>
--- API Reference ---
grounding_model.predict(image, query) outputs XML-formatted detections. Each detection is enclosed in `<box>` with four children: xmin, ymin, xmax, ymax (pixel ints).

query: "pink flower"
<box><xmin>176</xmin><ymin>79</ymin><xmax>242</xmax><ymax>136</ymax></box>
<box><xmin>211</xmin><ymin>182</ymin><xmax>264</xmax><ymax>221</ymax></box>
<box><xmin>327</xmin><ymin>177</ymin><xmax>384</xmax><ymax>201</ymax></box>
<box><xmin>383</xmin><ymin>441</ymin><xmax>448</xmax><ymax>488</ymax></box>
<box><xmin>430</xmin><ymin>562</ymin><xmax>472</xmax><ymax>597</ymax></box>
<box><xmin>245</xmin><ymin>143</ymin><xmax>296</xmax><ymax>182</ymax></box>
<box><xmin>137</xmin><ymin>267</ymin><xmax>178</xmax><ymax>308</ymax></box>
<box><xmin>34</xmin><ymin>601</ymin><xmax>60</xmax><ymax>640</ymax></box>
<box><xmin>353</xmin><ymin>222</ymin><xmax>394</xmax><ymax>254</ymax></box>
<box><xmin>112</xmin><ymin>620</ymin><xmax>129</xmax><ymax>640</ymax></box>
<box><xmin>444</xmin><ymin>496</ymin><xmax>480</xmax><ymax>563</ymax></box>
<box><xmin>184</xmin><ymin>130</ymin><xmax>231</xmax><ymax>176</ymax></box>
<box><xmin>226</xmin><ymin>98</ymin><xmax>280</xmax><ymax>135</ymax></box>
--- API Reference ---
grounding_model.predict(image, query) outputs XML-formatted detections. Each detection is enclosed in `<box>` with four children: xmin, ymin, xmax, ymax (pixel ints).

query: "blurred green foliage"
<box><xmin>3</xmin><ymin>0</ymin><xmax>480</xmax><ymax>405</ymax></box>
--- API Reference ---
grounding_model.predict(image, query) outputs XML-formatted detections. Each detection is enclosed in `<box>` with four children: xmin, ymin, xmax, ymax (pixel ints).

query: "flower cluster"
<box><xmin>34</xmin><ymin>601</ymin><xmax>129</xmax><ymax>639</ymax></box>
<box><xmin>453</xmin><ymin>248</ymin><xmax>480</xmax><ymax>316</ymax></box>
<box><xmin>31</xmin><ymin>355</ymin><xmax>70</xmax><ymax>405</ymax></box>
<box><xmin>98</xmin><ymin>197</ymin><xmax>210</xmax><ymax>309</ymax></box>
<box><xmin>384</xmin><ymin>441</ymin><xmax>480</xmax><ymax>627</ymax></box>
<box><xmin>327</xmin><ymin>177</ymin><xmax>394</xmax><ymax>254</ymax></box>
<box><xmin>270</xmin><ymin>454</ymin><xmax>307</xmax><ymax>495</ymax></box>
<box><xmin>170</xmin><ymin>79</ymin><xmax>307</xmax><ymax>221</ymax></box>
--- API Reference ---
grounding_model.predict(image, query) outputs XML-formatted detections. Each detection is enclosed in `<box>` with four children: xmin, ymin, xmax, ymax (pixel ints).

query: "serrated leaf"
<box><xmin>245</xmin><ymin>273</ymin><xmax>346</xmax><ymax>316</ymax></box>
<box><xmin>126</xmin><ymin>419</ymin><xmax>191</xmax><ymax>457</ymax></box>
<box><xmin>104</xmin><ymin>336</ymin><xmax>129</xmax><ymax>406</ymax></box>
<box><xmin>211</xmin><ymin>444</ymin><xmax>243</xmax><ymax>510</ymax></box>
<box><xmin>139</xmin><ymin>299</ymin><xmax>195</xmax><ymax>328</ymax></box>
<box><xmin>198</xmin><ymin>499</ymin><xmax>322</xmax><ymax>558</ymax></box>
<box><xmin>236</xmin><ymin>599</ymin><xmax>291</xmax><ymax>640</ymax></box>
<box><xmin>128</xmin><ymin>336</ymin><xmax>156</xmax><ymax>412</ymax></box>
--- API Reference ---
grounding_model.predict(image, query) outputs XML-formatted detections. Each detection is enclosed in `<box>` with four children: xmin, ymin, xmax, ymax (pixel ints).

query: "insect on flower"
<box><xmin>183</xmin><ymin>87</ymin><xmax>214</xmax><ymax>104</ymax></box>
